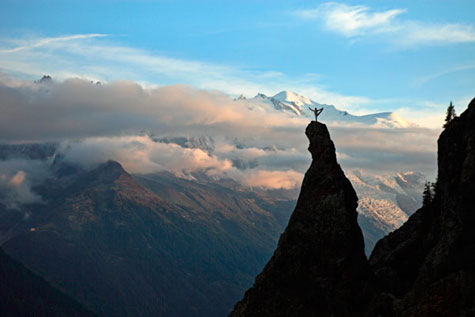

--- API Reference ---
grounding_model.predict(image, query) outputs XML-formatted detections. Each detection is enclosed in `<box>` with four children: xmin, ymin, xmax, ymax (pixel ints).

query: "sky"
<box><xmin>0</xmin><ymin>0</ymin><xmax>474</xmax><ymax>126</ymax></box>
<box><xmin>0</xmin><ymin>1</ymin><xmax>473</xmax><ymax>204</ymax></box>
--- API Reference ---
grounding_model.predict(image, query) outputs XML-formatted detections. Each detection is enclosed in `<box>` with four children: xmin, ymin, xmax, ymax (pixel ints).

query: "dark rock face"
<box><xmin>370</xmin><ymin>98</ymin><xmax>475</xmax><ymax>315</ymax></box>
<box><xmin>231</xmin><ymin>122</ymin><xmax>374</xmax><ymax>316</ymax></box>
<box><xmin>232</xmin><ymin>99</ymin><xmax>475</xmax><ymax>316</ymax></box>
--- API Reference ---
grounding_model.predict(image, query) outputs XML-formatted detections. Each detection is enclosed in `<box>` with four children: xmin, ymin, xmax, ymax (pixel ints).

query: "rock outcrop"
<box><xmin>232</xmin><ymin>98</ymin><xmax>475</xmax><ymax>316</ymax></box>
<box><xmin>230</xmin><ymin>122</ymin><xmax>374</xmax><ymax>316</ymax></box>
<box><xmin>370</xmin><ymin>97</ymin><xmax>475</xmax><ymax>315</ymax></box>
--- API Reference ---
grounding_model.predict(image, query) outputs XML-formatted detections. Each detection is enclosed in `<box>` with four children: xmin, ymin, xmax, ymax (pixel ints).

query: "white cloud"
<box><xmin>295</xmin><ymin>2</ymin><xmax>475</xmax><ymax>48</ymax></box>
<box><xmin>296</xmin><ymin>3</ymin><xmax>404</xmax><ymax>37</ymax></box>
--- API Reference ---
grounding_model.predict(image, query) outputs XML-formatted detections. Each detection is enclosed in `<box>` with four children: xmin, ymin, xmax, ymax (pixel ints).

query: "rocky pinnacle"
<box><xmin>230</xmin><ymin>121</ymin><xmax>374</xmax><ymax>316</ymax></box>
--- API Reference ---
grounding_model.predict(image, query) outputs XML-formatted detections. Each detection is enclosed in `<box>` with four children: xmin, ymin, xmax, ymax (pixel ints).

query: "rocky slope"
<box><xmin>232</xmin><ymin>98</ymin><xmax>475</xmax><ymax>316</ymax></box>
<box><xmin>231</xmin><ymin>122</ymin><xmax>374</xmax><ymax>316</ymax></box>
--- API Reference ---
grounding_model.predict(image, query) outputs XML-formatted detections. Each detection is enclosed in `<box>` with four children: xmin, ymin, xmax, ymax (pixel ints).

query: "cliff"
<box><xmin>230</xmin><ymin>122</ymin><xmax>374</xmax><ymax>316</ymax></box>
<box><xmin>370</xmin><ymin>98</ymin><xmax>475</xmax><ymax>315</ymax></box>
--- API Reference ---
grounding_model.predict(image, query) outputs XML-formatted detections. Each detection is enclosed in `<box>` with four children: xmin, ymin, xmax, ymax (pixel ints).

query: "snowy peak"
<box><xmin>240</xmin><ymin>91</ymin><xmax>416</xmax><ymax>128</ymax></box>
<box><xmin>273</xmin><ymin>90</ymin><xmax>313</xmax><ymax>107</ymax></box>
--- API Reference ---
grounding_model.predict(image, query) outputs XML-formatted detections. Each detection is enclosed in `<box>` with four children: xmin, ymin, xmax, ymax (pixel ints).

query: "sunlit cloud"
<box><xmin>296</xmin><ymin>3</ymin><xmax>404</xmax><ymax>37</ymax></box>
<box><xmin>295</xmin><ymin>2</ymin><xmax>475</xmax><ymax>48</ymax></box>
<box><xmin>0</xmin><ymin>159</ymin><xmax>51</xmax><ymax>208</ymax></box>
<box><xmin>0</xmin><ymin>78</ymin><xmax>440</xmax><ymax>192</ymax></box>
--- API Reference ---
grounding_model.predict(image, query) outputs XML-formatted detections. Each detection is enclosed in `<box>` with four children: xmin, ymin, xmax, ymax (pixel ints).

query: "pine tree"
<box><xmin>443</xmin><ymin>101</ymin><xmax>456</xmax><ymax>128</ymax></box>
<box><xmin>422</xmin><ymin>181</ymin><xmax>432</xmax><ymax>207</ymax></box>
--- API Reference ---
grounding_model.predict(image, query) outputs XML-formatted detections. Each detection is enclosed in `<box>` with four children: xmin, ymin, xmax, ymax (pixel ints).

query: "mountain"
<box><xmin>0</xmin><ymin>159</ymin><xmax>294</xmax><ymax>316</ymax></box>
<box><xmin>348</xmin><ymin>170</ymin><xmax>425</xmax><ymax>254</ymax></box>
<box><xmin>236</xmin><ymin>90</ymin><xmax>424</xmax><ymax>253</ymax></box>
<box><xmin>238</xmin><ymin>90</ymin><xmax>416</xmax><ymax>128</ymax></box>
<box><xmin>231</xmin><ymin>98</ymin><xmax>475</xmax><ymax>316</ymax></box>
<box><xmin>0</xmin><ymin>245</ymin><xmax>93</xmax><ymax>316</ymax></box>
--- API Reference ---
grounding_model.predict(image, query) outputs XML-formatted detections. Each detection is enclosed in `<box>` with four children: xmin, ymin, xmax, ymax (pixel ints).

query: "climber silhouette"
<box><xmin>309</xmin><ymin>107</ymin><xmax>324</xmax><ymax>121</ymax></box>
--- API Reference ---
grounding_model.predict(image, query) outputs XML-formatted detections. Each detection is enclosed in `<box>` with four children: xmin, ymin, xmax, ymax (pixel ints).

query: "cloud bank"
<box><xmin>0</xmin><ymin>78</ymin><xmax>440</xmax><ymax>197</ymax></box>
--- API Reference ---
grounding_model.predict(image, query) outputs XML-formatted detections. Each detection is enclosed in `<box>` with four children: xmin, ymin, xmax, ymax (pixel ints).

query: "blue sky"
<box><xmin>1</xmin><ymin>0</ymin><xmax>474</xmax><ymax>127</ymax></box>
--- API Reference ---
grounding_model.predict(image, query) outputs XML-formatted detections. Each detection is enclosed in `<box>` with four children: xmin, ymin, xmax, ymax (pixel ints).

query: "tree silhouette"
<box><xmin>422</xmin><ymin>181</ymin><xmax>433</xmax><ymax>207</ymax></box>
<box><xmin>443</xmin><ymin>101</ymin><xmax>456</xmax><ymax>128</ymax></box>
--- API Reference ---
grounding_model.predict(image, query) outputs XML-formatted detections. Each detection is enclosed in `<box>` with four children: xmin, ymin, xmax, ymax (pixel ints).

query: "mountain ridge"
<box><xmin>237</xmin><ymin>90</ymin><xmax>416</xmax><ymax>128</ymax></box>
<box><xmin>1</xmin><ymin>157</ymin><xmax>293</xmax><ymax>316</ymax></box>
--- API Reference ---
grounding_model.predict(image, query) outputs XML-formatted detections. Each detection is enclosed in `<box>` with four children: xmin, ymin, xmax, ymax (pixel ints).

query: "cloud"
<box><xmin>0</xmin><ymin>159</ymin><xmax>51</xmax><ymax>209</ymax></box>
<box><xmin>0</xmin><ymin>33</ymin><xmax>370</xmax><ymax>110</ymax></box>
<box><xmin>0</xmin><ymin>79</ymin><xmax>307</xmax><ymax>142</ymax></box>
<box><xmin>296</xmin><ymin>3</ymin><xmax>404</xmax><ymax>37</ymax></box>
<box><xmin>329</xmin><ymin>126</ymin><xmax>439</xmax><ymax>176</ymax></box>
<box><xmin>61</xmin><ymin>136</ymin><xmax>234</xmax><ymax>175</ymax></box>
<box><xmin>0</xmin><ymin>34</ymin><xmax>107</xmax><ymax>53</ymax></box>
<box><xmin>413</xmin><ymin>64</ymin><xmax>475</xmax><ymax>86</ymax></box>
<box><xmin>239</xmin><ymin>170</ymin><xmax>303</xmax><ymax>190</ymax></box>
<box><xmin>295</xmin><ymin>2</ymin><xmax>475</xmax><ymax>48</ymax></box>
<box><xmin>60</xmin><ymin>135</ymin><xmax>305</xmax><ymax>190</ymax></box>
<box><xmin>0</xmin><ymin>78</ymin><xmax>440</xmax><ymax>190</ymax></box>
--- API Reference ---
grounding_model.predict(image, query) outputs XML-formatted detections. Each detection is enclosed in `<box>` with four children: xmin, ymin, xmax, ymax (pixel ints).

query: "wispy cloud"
<box><xmin>295</xmin><ymin>2</ymin><xmax>475</xmax><ymax>48</ymax></box>
<box><xmin>413</xmin><ymin>63</ymin><xmax>475</xmax><ymax>86</ymax></box>
<box><xmin>296</xmin><ymin>3</ymin><xmax>404</xmax><ymax>37</ymax></box>
<box><xmin>0</xmin><ymin>33</ymin><xmax>370</xmax><ymax>110</ymax></box>
<box><xmin>0</xmin><ymin>33</ymin><xmax>107</xmax><ymax>53</ymax></box>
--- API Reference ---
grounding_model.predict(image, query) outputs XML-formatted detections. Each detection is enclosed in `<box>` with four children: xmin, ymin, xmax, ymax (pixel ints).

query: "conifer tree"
<box><xmin>444</xmin><ymin>101</ymin><xmax>456</xmax><ymax>128</ymax></box>
<box><xmin>422</xmin><ymin>181</ymin><xmax>432</xmax><ymax>207</ymax></box>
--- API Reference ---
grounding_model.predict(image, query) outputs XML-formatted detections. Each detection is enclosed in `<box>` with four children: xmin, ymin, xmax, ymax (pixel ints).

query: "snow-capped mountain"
<box><xmin>347</xmin><ymin>170</ymin><xmax>426</xmax><ymax>254</ymax></box>
<box><xmin>239</xmin><ymin>90</ymin><xmax>416</xmax><ymax>128</ymax></box>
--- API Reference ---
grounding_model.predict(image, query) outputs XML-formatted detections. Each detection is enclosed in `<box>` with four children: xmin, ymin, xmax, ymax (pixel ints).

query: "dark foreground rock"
<box><xmin>370</xmin><ymin>98</ymin><xmax>475</xmax><ymax>316</ymax></box>
<box><xmin>232</xmin><ymin>98</ymin><xmax>475</xmax><ymax>316</ymax></box>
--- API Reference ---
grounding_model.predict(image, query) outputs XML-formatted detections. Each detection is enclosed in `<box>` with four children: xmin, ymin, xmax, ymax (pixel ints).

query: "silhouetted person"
<box><xmin>309</xmin><ymin>107</ymin><xmax>324</xmax><ymax>121</ymax></box>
